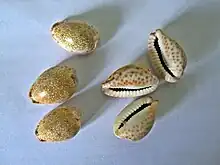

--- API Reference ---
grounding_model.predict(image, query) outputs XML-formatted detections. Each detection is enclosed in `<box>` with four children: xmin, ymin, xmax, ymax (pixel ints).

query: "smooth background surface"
<box><xmin>1</xmin><ymin>0</ymin><xmax>220</xmax><ymax>164</ymax></box>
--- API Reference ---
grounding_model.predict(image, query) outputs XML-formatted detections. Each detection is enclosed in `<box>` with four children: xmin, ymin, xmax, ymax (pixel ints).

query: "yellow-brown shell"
<box><xmin>101</xmin><ymin>64</ymin><xmax>159</xmax><ymax>97</ymax></box>
<box><xmin>51</xmin><ymin>20</ymin><xmax>99</xmax><ymax>55</ymax></box>
<box><xmin>113</xmin><ymin>96</ymin><xmax>158</xmax><ymax>141</ymax></box>
<box><xmin>29</xmin><ymin>65</ymin><xmax>78</xmax><ymax>104</ymax></box>
<box><xmin>35</xmin><ymin>106</ymin><xmax>81</xmax><ymax>142</ymax></box>
<box><xmin>148</xmin><ymin>29</ymin><xmax>187</xmax><ymax>83</ymax></box>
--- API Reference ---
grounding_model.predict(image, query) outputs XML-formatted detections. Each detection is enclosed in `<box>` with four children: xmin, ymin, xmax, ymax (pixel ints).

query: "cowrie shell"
<box><xmin>148</xmin><ymin>29</ymin><xmax>187</xmax><ymax>83</ymax></box>
<box><xmin>51</xmin><ymin>20</ymin><xmax>100</xmax><ymax>55</ymax></box>
<box><xmin>101</xmin><ymin>64</ymin><xmax>159</xmax><ymax>98</ymax></box>
<box><xmin>29</xmin><ymin>65</ymin><xmax>78</xmax><ymax>104</ymax></box>
<box><xmin>113</xmin><ymin>96</ymin><xmax>158</xmax><ymax>141</ymax></box>
<box><xmin>35</xmin><ymin>106</ymin><xmax>81</xmax><ymax>142</ymax></box>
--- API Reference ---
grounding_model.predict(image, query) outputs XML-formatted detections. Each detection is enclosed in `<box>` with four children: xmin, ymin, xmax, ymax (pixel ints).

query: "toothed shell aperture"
<box><xmin>101</xmin><ymin>64</ymin><xmax>159</xmax><ymax>98</ymax></box>
<box><xmin>113</xmin><ymin>96</ymin><xmax>158</xmax><ymax>141</ymax></box>
<box><xmin>51</xmin><ymin>20</ymin><xmax>99</xmax><ymax>55</ymax></box>
<box><xmin>29</xmin><ymin>65</ymin><xmax>78</xmax><ymax>104</ymax></box>
<box><xmin>148</xmin><ymin>29</ymin><xmax>187</xmax><ymax>83</ymax></box>
<box><xmin>35</xmin><ymin>106</ymin><xmax>81</xmax><ymax>142</ymax></box>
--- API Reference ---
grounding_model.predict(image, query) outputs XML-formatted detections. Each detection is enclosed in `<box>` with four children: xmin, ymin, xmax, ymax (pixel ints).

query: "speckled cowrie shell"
<box><xmin>148</xmin><ymin>29</ymin><xmax>187</xmax><ymax>83</ymax></box>
<box><xmin>35</xmin><ymin>106</ymin><xmax>81</xmax><ymax>142</ymax></box>
<box><xmin>51</xmin><ymin>20</ymin><xmax>100</xmax><ymax>55</ymax></box>
<box><xmin>29</xmin><ymin>65</ymin><xmax>78</xmax><ymax>104</ymax></box>
<box><xmin>101</xmin><ymin>64</ymin><xmax>159</xmax><ymax>98</ymax></box>
<box><xmin>113</xmin><ymin>96</ymin><xmax>158</xmax><ymax>141</ymax></box>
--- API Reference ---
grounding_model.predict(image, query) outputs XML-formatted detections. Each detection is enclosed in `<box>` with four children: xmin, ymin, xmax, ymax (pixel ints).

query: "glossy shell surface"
<box><xmin>148</xmin><ymin>29</ymin><xmax>187</xmax><ymax>83</ymax></box>
<box><xmin>113</xmin><ymin>96</ymin><xmax>158</xmax><ymax>141</ymax></box>
<box><xmin>51</xmin><ymin>20</ymin><xmax>99</xmax><ymax>55</ymax></box>
<box><xmin>29</xmin><ymin>65</ymin><xmax>78</xmax><ymax>104</ymax></box>
<box><xmin>35</xmin><ymin>106</ymin><xmax>81</xmax><ymax>142</ymax></box>
<box><xmin>101</xmin><ymin>64</ymin><xmax>159</xmax><ymax>97</ymax></box>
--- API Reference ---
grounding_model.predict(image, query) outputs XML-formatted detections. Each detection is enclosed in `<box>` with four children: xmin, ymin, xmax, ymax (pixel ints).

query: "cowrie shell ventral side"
<box><xmin>113</xmin><ymin>96</ymin><xmax>158</xmax><ymax>141</ymax></box>
<box><xmin>148</xmin><ymin>29</ymin><xmax>187</xmax><ymax>83</ymax></box>
<box><xmin>101</xmin><ymin>64</ymin><xmax>159</xmax><ymax>98</ymax></box>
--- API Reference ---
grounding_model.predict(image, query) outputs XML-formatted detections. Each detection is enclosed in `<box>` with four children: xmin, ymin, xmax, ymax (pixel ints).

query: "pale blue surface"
<box><xmin>1</xmin><ymin>0</ymin><xmax>220</xmax><ymax>164</ymax></box>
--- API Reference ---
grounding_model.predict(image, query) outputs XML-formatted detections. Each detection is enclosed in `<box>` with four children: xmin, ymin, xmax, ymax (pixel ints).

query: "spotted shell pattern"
<box><xmin>29</xmin><ymin>65</ymin><xmax>78</xmax><ymax>104</ymax></box>
<box><xmin>148</xmin><ymin>29</ymin><xmax>187</xmax><ymax>83</ymax></box>
<box><xmin>113</xmin><ymin>96</ymin><xmax>158</xmax><ymax>141</ymax></box>
<box><xmin>35</xmin><ymin>106</ymin><xmax>81</xmax><ymax>142</ymax></box>
<box><xmin>51</xmin><ymin>20</ymin><xmax>100</xmax><ymax>55</ymax></box>
<box><xmin>101</xmin><ymin>64</ymin><xmax>159</xmax><ymax>97</ymax></box>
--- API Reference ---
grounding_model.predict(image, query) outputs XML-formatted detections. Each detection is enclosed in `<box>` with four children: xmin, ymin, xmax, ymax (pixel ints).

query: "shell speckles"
<box><xmin>148</xmin><ymin>29</ymin><xmax>187</xmax><ymax>83</ymax></box>
<box><xmin>101</xmin><ymin>64</ymin><xmax>159</xmax><ymax>97</ymax></box>
<box><xmin>35</xmin><ymin>106</ymin><xmax>81</xmax><ymax>142</ymax></box>
<box><xmin>51</xmin><ymin>20</ymin><xmax>99</xmax><ymax>55</ymax></box>
<box><xmin>29</xmin><ymin>65</ymin><xmax>78</xmax><ymax>104</ymax></box>
<box><xmin>113</xmin><ymin>96</ymin><xmax>158</xmax><ymax>141</ymax></box>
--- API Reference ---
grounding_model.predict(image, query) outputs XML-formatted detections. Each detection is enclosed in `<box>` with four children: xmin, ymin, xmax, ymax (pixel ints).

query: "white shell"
<box><xmin>101</xmin><ymin>64</ymin><xmax>159</xmax><ymax>98</ymax></box>
<box><xmin>113</xmin><ymin>96</ymin><xmax>158</xmax><ymax>141</ymax></box>
<box><xmin>148</xmin><ymin>29</ymin><xmax>187</xmax><ymax>83</ymax></box>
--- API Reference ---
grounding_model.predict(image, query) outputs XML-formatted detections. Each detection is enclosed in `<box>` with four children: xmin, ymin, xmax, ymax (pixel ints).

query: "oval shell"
<box><xmin>101</xmin><ymin>64</ymin><xmax>159</xmax><ymax>98</ymax></box>
<box><xmin>148</xmin><ymin>29</ymin><xmax>187</xmax><ymax>83</ymax></box>
<box><xmin>35</xmin><ymin>106</ymin><xmax>81</xmax><ymax>142</ymax></box>
<box><xmin>51</xmin><ymin>20</ymin><xmax>100</xmax><ymax>55</ymax></box>
<box><xmin>113</xmin><ymin>96</ymin><xmax>158</xmax><ymax>141</ymax></box>
<box><xmin>29</xmin><ymin>65</ymin><xmax>78</xmax><ymax>104</ymax></box>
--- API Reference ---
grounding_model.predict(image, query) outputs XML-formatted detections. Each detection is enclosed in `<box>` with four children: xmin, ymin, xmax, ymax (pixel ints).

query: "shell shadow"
<box><xmin>60</xmin><ymin>84</ymin><xmax>113</xmax><ymax>128</ymax></box>
<box><xmin>58</xmin><ymin>4</ymin><xmax>123</xmax><ymax>91</ymax></box>
<box><xmin>65</xmin><ymin>4</ymin><xmax>123</xmax><ymax>46</ymax></box>
<box><xmin>152</xmin><ymin>73</ymin><xmax>196</xmax><ymax>119</ymax></box>
<box><xmin>133</xmin><ymin>2</ymin><xmax>220</xmax><ymax>118</ymax></box>
<box><xmin>133</xmin><ymin>54</ymin><xmax>150</xmax><ymax>68</ymax></box>
<box><xmin>133</xmin><ymin>53</ymin><xmax>197</xmax><ymax>118</ymax></box>
<box><xmin>56</xmin><ymin>5</ymin><xmax>123</xmax><ymax>128</ymax></box>
<box><xmin>163</xmin><ymin>2</ymin><xmax>220</xmax><ymax>67</ymax></box>
<box><xmin>58</xmin><ymin>46</ymin><xmax>108</xmax><ymax>91</ymax></box>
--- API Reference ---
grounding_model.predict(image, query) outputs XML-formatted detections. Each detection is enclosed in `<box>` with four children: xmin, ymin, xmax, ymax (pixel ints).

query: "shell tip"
<box><xmin>29</xmin><ymin>90</ymin><xmax>40</xmax><ymax>104</ymax></box>
<box><xmin>153</xmin><ymin>99</ymin><xmax>159</xmax><ymax>104</ymax></box>
<box><xmin>31</xmin><ymin>99</ymin><xmax>40</xmax><ymax>104</ymax></box>
<box><xmin>38</xmin><ymin>138</ymin><xmax>46</xmax><ymax>142</ymax></box>
<box><xmin>50</xmin><ymin>21</ymin><xmax>62</xmax><ymax>32</ymax></box>
<box><xmin>35</xmin><ymin>129</ymin><xmax>38</xmax><ymax>136</ymax></box>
